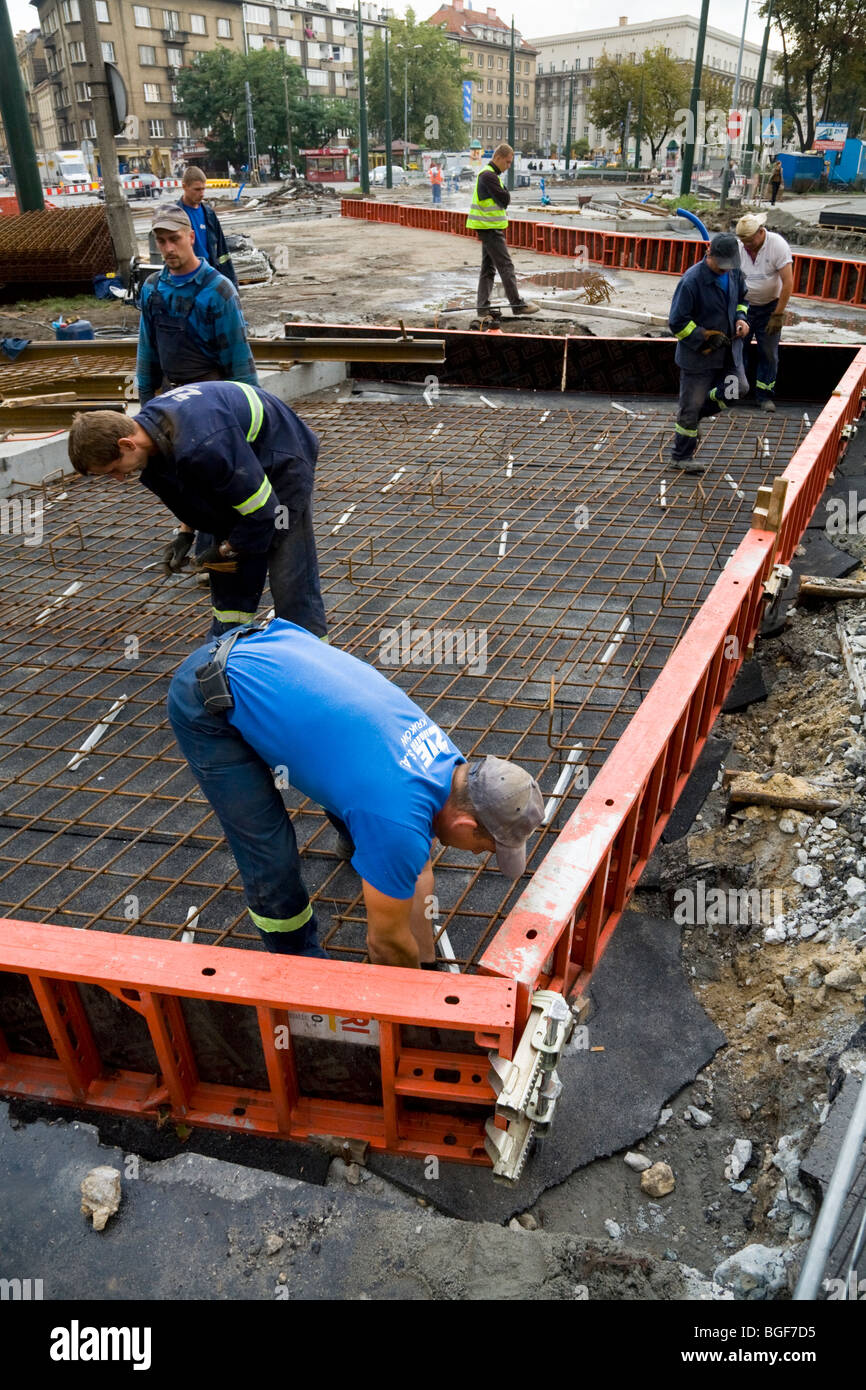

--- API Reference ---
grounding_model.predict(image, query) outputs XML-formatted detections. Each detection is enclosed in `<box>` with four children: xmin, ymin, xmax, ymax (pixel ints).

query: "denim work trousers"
<box><xmin>167</xmin><ymin>641</ymin><xmax>329</xmax><ymax>957</ymax></box>
<box><xmin>208</xmin><ymin>503</ymin><xmax>327</xmax><ymax>639</ymax></box>
<box><xmin>745</xmin><ymin>300</ymin><xmax>781</xmax><ymax>403</ymax></box>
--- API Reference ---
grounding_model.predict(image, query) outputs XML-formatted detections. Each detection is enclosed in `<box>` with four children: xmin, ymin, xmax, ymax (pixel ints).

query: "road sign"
<box><xmin>727</xmin><ymin>110</ymin><xmax>744</xmax><ymax>139</ymax></box>
<box><xmin>462</xmin><ymin>80</ymin><xmax>473</xmax><ymax>124</ymax></box>
<box><xmin>762</xmin><ymin>115</ymin><xmax>782</xmax><ymax>141</ymax></box>
<box><xmin>814</xmin><ymin>122</ymin><xmax>848</xmax><ymax>151</ymax></box>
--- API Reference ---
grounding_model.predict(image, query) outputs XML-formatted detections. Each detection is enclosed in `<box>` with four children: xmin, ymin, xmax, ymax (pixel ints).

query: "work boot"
<box><xmin>511</xmin><ymin>300</ymin><xmax>540</xmax><ymax>315</ymax></box>
<box><xmin>671</xmin><ymin>454</ymin><xmax>708</xmax><ymax>474</ymax></box>
<box><xmin>477</xmin><ymin>305</ymin><xmax>502</xmax><ymax>318</ymax></box>
<box><xmin>759</xmin><ymin>398</ymin><xmax>776</xmax><ymax>413</ymax></box>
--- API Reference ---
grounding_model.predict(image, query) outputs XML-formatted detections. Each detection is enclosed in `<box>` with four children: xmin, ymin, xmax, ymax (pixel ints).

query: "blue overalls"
<box><xmin>668</xmin><ymin>259</ymin><xmax>750</xmax><ymax>462</ymax></box>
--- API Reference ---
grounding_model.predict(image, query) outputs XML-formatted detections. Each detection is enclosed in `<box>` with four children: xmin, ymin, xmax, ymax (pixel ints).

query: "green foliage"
<box><xmin>175</xmin><ymin>46</ymin><xmax>355</xmax><ymax>169</ymax></box>
<box><xmin>763</xmin><ymin>0</ymin><xmax>866</xmax><ymax>150</ymax></box>
<box><xmin>588</xmin><ymin>46</ymin><xmax>695</xmax><ymax>163</ymax></box>
<box><xmin>364</xmin><ymin>9</ymin><xmax>475</xmax><ymax>149</ymax></box>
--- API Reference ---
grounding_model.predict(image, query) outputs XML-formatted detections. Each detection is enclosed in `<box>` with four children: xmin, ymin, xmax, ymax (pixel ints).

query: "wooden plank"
<box><xmin>800</xmin><ymin>576</ymin><xmax>866</xmax><ymax>601</ymax></box>
<box><xmin>725</xmin><ymin>771</ymin><xmax>842</xmax><ymax>812</ymax></box>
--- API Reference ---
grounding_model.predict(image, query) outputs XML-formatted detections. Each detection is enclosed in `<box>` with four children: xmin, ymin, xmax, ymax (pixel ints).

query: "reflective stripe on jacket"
<box><xmin>466</xmin><ymin>163</ymin><xmax>508</xmax><ymax>231</ymax></box>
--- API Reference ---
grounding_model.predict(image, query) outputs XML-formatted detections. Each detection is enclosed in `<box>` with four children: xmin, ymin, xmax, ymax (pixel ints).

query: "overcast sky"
<box><xmin>7</xmin><ymin>0</ymin><xmax>779</xmax><ymax>51</ymax></box>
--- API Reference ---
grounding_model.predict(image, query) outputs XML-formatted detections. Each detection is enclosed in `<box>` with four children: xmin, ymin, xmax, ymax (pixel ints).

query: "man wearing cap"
<box><xmin>167</xmin><ymin>618</ymin><xmax>544</xmax><ymax>965</ymax></box>
<box><xmin>736</xmin><ymin>212</ymin><xmax>793</xmax><ymax>413</ymax></box>
<box><xmin>136</xmin><ymin>206</ymin><xmax>258</xmax><ymax>406</ymax></box>
<box><xmin>668</xmin><ymin>233</ymin><xmax>751</xmax><ymax>471</ymax></box>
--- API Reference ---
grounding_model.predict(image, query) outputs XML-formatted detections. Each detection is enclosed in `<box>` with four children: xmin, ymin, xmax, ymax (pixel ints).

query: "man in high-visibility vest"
<box><xmin>429</xmin><ymin>161</ymin><xmax>443</xmax><ymax>204</ymax></box>
<box><xmin>66</xmin><ymin>381</ymin><xmax>327</xmax><ymax>640</ymax></box>
<box><xmin>466</xmin><ymin>143</ymin><xmax>539</xmax><ymax>319</ymax></box>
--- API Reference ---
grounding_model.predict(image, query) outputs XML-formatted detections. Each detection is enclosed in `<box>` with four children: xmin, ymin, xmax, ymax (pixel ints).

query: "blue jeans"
<box><xmin>672</xmin><ymin>367</ymin><xmax>731</xmax><ymax>460</ymax></box>
<box><xmin>432</xmin><ymin>183</ymin><xmax>441</xmax><ymax>203</ymax></box>
<box><xmin>167</xmin><ymin>641</ymin><xmax>329</xmax><ymax>957</ymax></box>
<box><xmin>745</xmin><ymin>300</ymin><xmax>781</xmax><ymax>402</ymax></box>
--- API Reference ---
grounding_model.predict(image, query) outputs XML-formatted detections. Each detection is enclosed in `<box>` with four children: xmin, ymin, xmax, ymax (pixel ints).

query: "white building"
<box><xmin>532</xmin><ymin>14</ymin><xmax>780</xmax><ymax>160</ymax></box>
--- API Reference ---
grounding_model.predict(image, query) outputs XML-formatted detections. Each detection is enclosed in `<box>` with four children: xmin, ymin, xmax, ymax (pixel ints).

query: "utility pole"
<box><xmin>245</xmin><ymin>80</ymin><xmax>259</xmax><ymax>185</ymax></box>
<box><xmin>564</xmin><ymin>68</ymin><xmax>574</xmax><ymax>170</ymax></box>
<box><xmin>622</xmin><ymin>99</ymin><xmax>632</xmax><ymax>168</ymax></box>
<box><xmin>0</xmin><ymin>2</ymin><xmax>44</xmax><ymax>211</ymax></box>
<box><xmin>282</xmin><ymin>71</ymin><xmax>294</xmax><ymax>173</ymax></box>
<box><xmin>680</xmin><ymin>0</ymin><xmax>710</xmax><ymax>197</ymax></box>
<box><xmin>634</xmin><ymin>71</ymin><xmax>645</xmax><ymax>171</ymax></box>
<box><xmin>80</xmin><ymin>0</ymin><xmax>136</xmax><ymax>277</ymax></box>
<box><xmin>743</xmin><ymin>0</ymin><xmax>773</xmax><ymax>179</ymax></box>
<box><xmin>356</xmin><ymin>1</ymin><xmax>369</xmax><ymax>193</ymax></box>
<box><xmin>384</xmin><ymin>25</ymin><xmax>392</xmax><ymax>189</ymax></box>
<box><xmin>507</xmin><ymin>17</ymin><xmax>515</xmax><ymax>188</ymax></box>
<box><xmin>721</xmin><ymin>0</ymin><xmax>749</xmax><ymax>210</ymax></box>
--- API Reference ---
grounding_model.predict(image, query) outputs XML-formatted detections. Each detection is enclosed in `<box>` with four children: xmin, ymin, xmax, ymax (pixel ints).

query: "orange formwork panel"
<box><xmin>346</xmin><ymin>202</ymin><xmax>866</xmax><ymax>307</ymax></box>
<box><xmin>1</xmin><ymin>327</ymin><xmax>863</xmax><ymax>1172</ymax></box>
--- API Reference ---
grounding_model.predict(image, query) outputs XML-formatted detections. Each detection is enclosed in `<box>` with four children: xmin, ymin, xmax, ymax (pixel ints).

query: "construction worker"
<box><xmin>167</xmin><ymin>618</ymin><xmax>544</xmax><ymax>964</ymax></box>
<box><xmin>176</xmin><ymin>165</ymin><xmax>238</xmax><ymax>287</ymax></box>
<box><xmin>66</xmin><ymin>382</ymin><xmax>327</xmax><ymax>640</ymax></box>
<box><xmin>737</xmin><ymin>212</ymin><xmax>793</xmax><ymax>414</ymax></box>
<box><xmin>466</xmin><ymin>142</ymin><xmax>539</xmax><ymax>319</ymax></box>
<box><xmin>136</xmin><ymin>207</ymin><xmax>258</xmax><ymax>405</ymax></box>
<box><xmin>668</xmin><ymin>233</ymin><xmax>751</xmax><ymax>472</ymax></box>
<box><xmin>768</xmin><ymin>157</ymin><xmax>783</xmax><ymax>205</ymax></box>
<box><xmin>429</xmin><ymin>161</ymin><xmax>443</xmax><ymax>204</ymax></box>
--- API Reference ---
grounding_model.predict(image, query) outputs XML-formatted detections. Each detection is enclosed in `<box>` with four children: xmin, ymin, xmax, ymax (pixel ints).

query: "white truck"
<box><xmin>37</xmin><ymin>149</ymin><xmax>92</xmax><ymax>187</ymax></box>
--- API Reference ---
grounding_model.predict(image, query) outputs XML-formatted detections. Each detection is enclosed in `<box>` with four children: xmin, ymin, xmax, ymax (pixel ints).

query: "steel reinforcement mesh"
<box><xmin>0</xmin><ymin>398</ymin><xmax>808</xmax><ymax>968</ymax></box>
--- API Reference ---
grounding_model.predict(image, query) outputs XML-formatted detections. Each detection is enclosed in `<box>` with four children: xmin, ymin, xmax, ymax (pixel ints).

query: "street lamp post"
<box><xmin>384</xmin><ymin>27</ymin><xmax>392</xmax><ymax>189</ymax></box>
<box><xmin>356</xmin><ymin>1</ymin><xmax>369</xmax><ymax>194</ymax></box>
<box><xmin>396</xmin><ymin>42</ymin><xmax>422</xmax><ymax>170</ymax></box>
<box><xmin>282</xmin><ymin>71</ymin><xmax>294</xmax><ymax>174</ymax></box>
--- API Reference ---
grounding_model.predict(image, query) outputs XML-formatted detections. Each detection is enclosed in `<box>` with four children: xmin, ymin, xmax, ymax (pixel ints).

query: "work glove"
<box><xmin>162</xmin><ymin>530</ymin><xmax>194</xmax><ymax>576</ymax></box>
<box><xmin>699</xmin><ymin>328</ymin><xmax>731</xmax><ymax>355</ymax></box>
<box><xmin>767</xmin><ymin>311</ymin><xmax>784</xmax><ymax>335</ymax></box>
<box><xmin>190</xmin><ymin>542</ymin><xmax>239</xmax><ymax>574</ymax></box>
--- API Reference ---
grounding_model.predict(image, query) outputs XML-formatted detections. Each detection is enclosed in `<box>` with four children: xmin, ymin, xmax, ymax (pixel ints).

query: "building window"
<box><xmin>82</xmin><ymin>118</ymin><xmax>97</xmax><ymax>137</ymax></box>
<box><xmin>133</xmin><ymin>5</ymin><xmax>151</xmax><ymax>25</ymax></box>
<box><xmin>162</xmin><ymin>9</ymin><xmax>180</xmax><ymax>31</ymax></box>
<box><xmin>477</xmin><ymin>53</ymin><xmax>483</xmax><ymax>66</ymax></box>
<box><xmin>587</xmin><ymin>56</ymin><xmax>593</xmax><ymax>69</ymax></box>
<box><xmin>575</xmin><ymin>58</ymin><xmax>580</xmax><ymax>70</ymax></box>
<box><xmin>148</xmin><ymin>118</ymin><xmax>165</xmax><ymax>136</ymax></box>
<box><xmin>284</xmin><ymin>37</ymin><xmax>301</xmax><ymax>56</ymax></box>
<box><xmin>176</xmin><ymin>118</ymin><xmax>190</xmax><ymax>137</ymax></box>
<box><xmin>169</xmin><ymin>81</ymin><xmax>178</xmax><ymax>100</ymax></box>
<box><xmin>305</xmin><ymin>68</ymin><xmax>328</xmax><ymax>86</ymax></box>
<box><xmin>476</xmin><ymin>102</ymin><xmax>483</xmax><ymax>116</ymax></box>
<box><xmin>68</xmin><ymin>40</ymin><xmax>85</xmax><ymax>60</ymax></box>
<box><xmin>496</xmin><ymin>104</ymin><xmax>501</xmax><ymax>116</ymax></box>
<box><xmin>496</xmin><ymin>78</ymin><xmax>502</xmax><ymax>92</ymax></box>
<box><xmin>217</xmin><ymin>17</ymin><xmax>231</xmax><ymax>37</ymax></box>
<box><xmin>497</xmin><ymin>56</ymin><xmax>503</xmax><ymax>68</ymax></box>
<box><xmin>74</xmin><ymin>80</ymin><xmax>91</xmax><ymax>99</ymax></box>
<box><xmin>166</xmin><ymin>46</ymin><xmax>183</xmax><ymax>66</ymax></box>
<box><xmin>139</xmin><ymin>45</ymin><xmax>157</xmax><ymax>63</ymax></box>
<box><xmin>486</xmin><ymin>126</ymin><xmax>492</xmax><ymax>137</ymax></box>
<box><xmin>496</xmin><ymin>126</ymin><xmax>502</xmax><ymax>138</ymax></box>
<box><xmin>244</xmin><ymin>4</ymin><xmax>269</xmax><ymax>24</ymax></box>
<box><xmin>143</xmin><ymin>82</ymin><xmax>160</xmax><ymax>101</ymax></box>
<box><xmin>44</xmin><ymin>8</ymin><xmax>57</xmax><ymax>33</ymax></box>
<box><xmin>189</xmin><ymin>13</ymin><xmax>206</xmax><ymax>34</ymax></box>
<box><xmin>96</xmin><ymin>0</ymin><xmax>109</xmax><ymax>18</ymax></box>
<box><xmin>486</xmin><ymin>102</ymin><xmax>492</xmax><ymax>115</ymax></box>
<box><xmin>61</xmin><ymin>0</ymin><xmax>80</xmax><ymax>22</ymax></box>
<box><xmin>101</xmin><ymin>40</ymin><xmax>115</xmax><ymax>60</ymax></box>
<box><xmin>487</xmin><ymin>55</ymin><xmax>493</xmax><ymax>67</ymax></box>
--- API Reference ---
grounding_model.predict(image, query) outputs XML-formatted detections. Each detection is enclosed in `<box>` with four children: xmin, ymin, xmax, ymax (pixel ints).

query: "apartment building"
<box><xmin>13</xmin><ymin>29</ymin><xmax>50</xmax><ymax>157</ymax></box>
<box><xmin>426</xmin><ymin>1</ymin><xmax>537</xmax><ymax>150</ymax></box>
<box><xmin>533</xmin><ymin>14</ymin><xmax>779</xmax><ymax>158</ymax></box>
<box><xmin>240</xmin><ymin>1</ymin><xmax>387</xmax><ymax>102</ymax></box>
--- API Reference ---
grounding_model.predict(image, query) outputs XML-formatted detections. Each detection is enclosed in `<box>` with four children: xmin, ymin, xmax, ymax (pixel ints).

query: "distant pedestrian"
<box><xmin>429</xmin><ymin>161</ymin><xmax>443</xmax><ymax>204</ymax></box>
<box><xmin>768</xmin><ymin>158</ymin><xmax>783</xmax><ymax>205</ymax></box>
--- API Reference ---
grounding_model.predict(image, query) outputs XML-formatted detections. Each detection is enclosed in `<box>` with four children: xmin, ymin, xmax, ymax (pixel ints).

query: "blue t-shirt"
<box><xmin>716</xmin><ymin>271</ymin><xmax>730</xmax><ymax>293</ymax></box>
<box><xmin>168</xmin><ymin>265</ymin><xmax>200</xmax><ymax>285</ymax></box>
<box><xmin>180</xmin><ymin>200</ymin><xmax>209</xmax><ymax>264</ymax></box>
<box><xmin>225</xmin><ymin>620</ymin><xmax>465</xmax><ymax>899</ymax></box>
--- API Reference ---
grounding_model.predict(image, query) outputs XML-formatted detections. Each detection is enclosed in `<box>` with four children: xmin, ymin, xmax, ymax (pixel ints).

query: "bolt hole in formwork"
<box><xmin>0</xmin><ymin>399</ymin><xmax>808</xmax><ymax>985</ymax></box>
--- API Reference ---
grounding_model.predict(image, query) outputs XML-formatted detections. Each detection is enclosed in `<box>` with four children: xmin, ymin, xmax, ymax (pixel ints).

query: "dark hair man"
<box><xmin>167</xmin><ymin>618</ymin><xmax>545</xmax><ymax>965</ymax></box>
<box><xmin>668</xmin><ymin>233</ymin><xmax>750</xmax><ymax>473</ymax></box>
<box><xmin>67</xmin><ymin>382</ymin><xmax>326</xmax><ymax>640</ymax></box>
<box><xmin>466</xmin><ymin>142</ymin><xmax>539</xmax><ymax>319</ymax></box>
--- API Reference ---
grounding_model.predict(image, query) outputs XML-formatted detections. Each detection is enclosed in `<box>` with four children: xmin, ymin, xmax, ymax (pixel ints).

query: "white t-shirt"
<box><xmin>739</xmin><ymin>230</ymin><xmax>793</xmax><ymax>306</ymax></box>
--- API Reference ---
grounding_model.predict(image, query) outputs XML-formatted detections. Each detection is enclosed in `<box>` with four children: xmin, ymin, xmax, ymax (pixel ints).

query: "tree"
<box><xmin>364</xmin><ymin>9</ymin><xmax>474</xmax><ymax>150</ymax></box>
<box><xmin>763</xmin><ymin>0</ymin><xmax>866</xmax><ymax>150</ymax></box>
<box><xmin>588</xmin><ymin>47</ymin><xmax>698</xmax><ymax>164</ymax></box>
<box><xmin>175</xmin><ymin>47</ymin><xmax>354</xmax><ymax>171</ymax></box>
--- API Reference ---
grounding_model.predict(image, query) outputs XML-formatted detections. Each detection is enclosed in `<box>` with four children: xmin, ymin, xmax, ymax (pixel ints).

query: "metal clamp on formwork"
<box><xmin>483</xmin><ymin>989</ymin><xmax>574</xmax><ymax>1183</ymax></box>
<box><xmin>841</xmin><ymin>422</ymin><xmax>858</xmax><ymax>439</ymax></box>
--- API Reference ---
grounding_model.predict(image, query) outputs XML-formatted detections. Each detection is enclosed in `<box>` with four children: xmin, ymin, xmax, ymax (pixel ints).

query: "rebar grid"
<box><xmin>0</xmin><ymin>400</ymin><xmax>802</xmax><ymax>968</ymax></box>
<box><xmin>0</xmin><ymin>355</ymin><xmax>133</xmax><ymax>402</ymax></box>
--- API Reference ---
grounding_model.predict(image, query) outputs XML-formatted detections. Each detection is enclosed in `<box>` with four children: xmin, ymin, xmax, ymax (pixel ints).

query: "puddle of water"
<box><xmin>526</xmin><ymin>268</ymin><xmax>620</xmax><ymax>291</ymax></box>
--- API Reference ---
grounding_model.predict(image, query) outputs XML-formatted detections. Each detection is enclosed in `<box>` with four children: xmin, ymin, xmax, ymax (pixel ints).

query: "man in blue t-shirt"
<box><xmin>167</xmin><ymin>619</ymin><xmax>544</xmax><ymax>967</ymax></box>
<box><xmin>176</xmin><ymin>165</ymin><xmax>238</xmax><ymax>287</ymax></box>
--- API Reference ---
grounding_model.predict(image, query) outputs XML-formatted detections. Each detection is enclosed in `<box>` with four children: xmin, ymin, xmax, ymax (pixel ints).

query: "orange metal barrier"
<box><xmin>341</xmin><ymin>199</ymin><xmax>866</xmax><ymax>308</ymax></box>
<box><xmin>2</xmin><ymin>337</ymin><xmax>864</xmax><ymax>1165</ymax></box>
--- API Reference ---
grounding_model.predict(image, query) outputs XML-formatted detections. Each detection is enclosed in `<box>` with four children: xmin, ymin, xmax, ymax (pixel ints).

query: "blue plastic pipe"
<box><xmin>676</xmin><ymin>207</ymin><xmax>710</xmax><ymax>241</ymax></box>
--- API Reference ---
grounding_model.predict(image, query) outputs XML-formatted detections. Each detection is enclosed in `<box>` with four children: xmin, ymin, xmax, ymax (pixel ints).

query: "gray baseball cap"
<box><xmin>708</xmin><ymin>232</ymin><xmax>740</xmax><ymax>270</ymax></box>
<box><xmin>467</xmin><ymin>755</ymin><xmax>544</xmax><ymax>878</ymax></box>
<box><xmin>151</xmin><ymin>206</ymin><xmax>191</xmax><ymax>233</ymax></box>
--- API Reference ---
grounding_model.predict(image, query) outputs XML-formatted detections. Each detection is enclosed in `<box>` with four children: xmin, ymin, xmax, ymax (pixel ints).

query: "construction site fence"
<box><xmin>341</xmin><ymin>199</ymin><xmax>866</xmax><ymax>309</ymax></box>
<box><xmin>1</xmin><ymin>341</ymin><xmax>864</xmax><ymax>1165</ymax></box>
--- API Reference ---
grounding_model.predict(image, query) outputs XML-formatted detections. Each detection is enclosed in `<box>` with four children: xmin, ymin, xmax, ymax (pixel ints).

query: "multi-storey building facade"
<box><xmin>241</xmin><ymin>1</ymin><xmax>386</xmax><ymax>103</ymax></box>
<box><xmin>533</xmin><ymin>14</ymin><xmax>779</xmax><ymax>159</ymax></box>
<box><xmin>426</xmin><ymin>1</ymin><xmax>536</xmax><ymax>150</ymax></box>
<box><xmin>14</xmin><ymin>29</ymin><xmax>50</xmax><ymax>157</ymax></box>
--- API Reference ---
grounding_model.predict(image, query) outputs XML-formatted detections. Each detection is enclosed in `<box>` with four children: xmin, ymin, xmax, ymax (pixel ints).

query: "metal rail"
<box><xmin>4</xmin><ymin>336</ymin><xmax>447</xmax><ymax>365</ymax></box>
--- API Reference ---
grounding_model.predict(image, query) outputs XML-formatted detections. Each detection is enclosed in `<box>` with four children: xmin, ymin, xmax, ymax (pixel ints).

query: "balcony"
<box><xmin>162</xmin><ymin>28</ymin><xmax>188</xmax><ymax>42</ymax></box>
